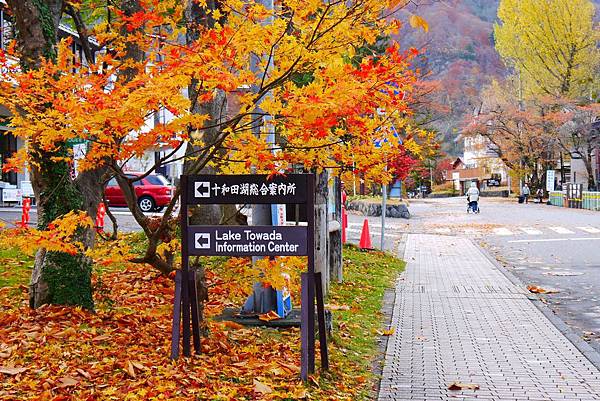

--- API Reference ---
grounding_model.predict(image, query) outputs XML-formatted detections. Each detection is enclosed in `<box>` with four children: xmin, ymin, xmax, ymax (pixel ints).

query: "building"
<box><xmin>447</xmin><ymin>134</ymin><xmax>509</xmax><ymax>194</ymax></box>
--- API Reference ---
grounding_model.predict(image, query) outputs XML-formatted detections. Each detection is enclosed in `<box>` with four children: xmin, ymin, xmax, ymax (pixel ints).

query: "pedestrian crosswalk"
<box><xmin>548</xmin><ymin>226</ymin><xmax>575</xmax><ymax>234</ymax></box>
<box><xmin>492</xmin><ymin>226</ymin><xmax>593</xmax><ymax>237</ymax></box>
<box><xmin>345</xmin><ymin>222</ymin><xmax>600</xmax><ymax>239</ymax></box>
<box><xmin>518</xmin><ymin>227</ymin><xmax>543</xmax><ymax>235</ymax></box>
<box><xmin>578</xmin><ymin>226</ymin><xmax>600</xmax><ymax>234</ymax></box>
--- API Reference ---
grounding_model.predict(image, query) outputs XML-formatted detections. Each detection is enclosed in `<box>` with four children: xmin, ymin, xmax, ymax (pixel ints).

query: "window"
<box><xmin>0</xmin><ymin>131</ymin><xmax>17</xmax><ymax>185</ymax></box>
<box><xmin>107</xmin><ymin>178</ymin><xmax>118</xmax><ymax>187</ymax></box>
<box><xmin>145</xmin><ymin>174</ymin><xmax>169</xmax><ymax>186</ymax></box>
<box><xmin>126</xmin><ymin>175</ymin><xmax>143</xmax><ymax>186</ymax></box>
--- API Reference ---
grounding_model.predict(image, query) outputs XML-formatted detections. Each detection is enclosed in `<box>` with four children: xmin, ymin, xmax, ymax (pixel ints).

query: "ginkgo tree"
<box><xmin>1</xmin><ymin>0</ymin><xmax>436</xmax><ymax>308</ymax></box>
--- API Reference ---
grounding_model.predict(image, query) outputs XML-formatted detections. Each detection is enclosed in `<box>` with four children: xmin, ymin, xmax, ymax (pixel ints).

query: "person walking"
<box><xmin>466</xmin><ymin>182</ymin><xmax>480</xmax><ymax>213</ymax></box>
<box><xmin>522</xmin><ymin>183</ymin><xmax>531</xmax><ymax>204</ymax></box>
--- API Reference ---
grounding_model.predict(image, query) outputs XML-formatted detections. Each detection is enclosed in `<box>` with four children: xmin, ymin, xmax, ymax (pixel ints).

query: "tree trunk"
<box><xmin>183</xmin><ymin>0</ymin><xmax>231</xmax><ymax>226</ymax></box>
<box><xmin>314</xmin><ymin>171</ymin><xmax>329</xmax><ymax>294</ymax></box>
<box><xmin>7</xmin><ymin>0</ymin><xmax>100</xmax><ymax>310</ymax></box>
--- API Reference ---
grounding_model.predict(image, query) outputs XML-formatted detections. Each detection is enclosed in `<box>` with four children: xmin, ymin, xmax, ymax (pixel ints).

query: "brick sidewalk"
<box><xmin>378</xmin><ymin>234</ymin><xmax>600</xmax><ymax>401</ymax></box>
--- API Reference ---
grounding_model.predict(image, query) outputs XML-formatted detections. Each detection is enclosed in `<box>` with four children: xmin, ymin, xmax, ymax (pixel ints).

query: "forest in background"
<box><xmin>396</xmin><ymin>0</ymin><xmax>600</xmax><ymax>156</ymax></box>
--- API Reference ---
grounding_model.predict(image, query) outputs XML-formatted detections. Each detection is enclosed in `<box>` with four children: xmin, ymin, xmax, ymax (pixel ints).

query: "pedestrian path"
<box><xmin>378</xmin><ymin>234</ymin><xmax>600</xmax><ymax>401</ymax></box>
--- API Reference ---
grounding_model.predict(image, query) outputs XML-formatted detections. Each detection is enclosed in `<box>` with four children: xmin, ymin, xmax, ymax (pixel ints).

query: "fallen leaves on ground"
<box><xmin>0</xmin><ymin>244</ymin><xmax>387</xmax><ymax>401</ymax></box>
<box><xmin>448</xmin><ymin>381</ymin><xmax>480</xmax><ymax>390</ymax></box>
<box><xmin>377</xmin><ymin>328</ymin><xmax>395</xmax><ymax>336</ymax></box>
<box><xmin>527</xmin><ymin>285</ymin><xmax>560</xmax><ymax>294</ymax></box>
<box><xmin>258</xmin><ymin>310</ymin><xmax>281</xmax><ymax>322</ymax></box>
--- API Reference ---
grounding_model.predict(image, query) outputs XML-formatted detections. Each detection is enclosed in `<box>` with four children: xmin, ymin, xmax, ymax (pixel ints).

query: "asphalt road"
<box><xmin>3</xmin><ymin>197</ymin><xmax>600</xmax><ymax>352</ymax></box>
<box><xmin>346</xmin><ymin>196</ymin><xmax>600</xmax><ymax>353</ymax></box>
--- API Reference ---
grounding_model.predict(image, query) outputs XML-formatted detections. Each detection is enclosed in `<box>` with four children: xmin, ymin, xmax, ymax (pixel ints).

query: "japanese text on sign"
<box><xmin>187</xmin><ymin>174</ymin><xmax>308</xmax><ymax>204</ymax></box>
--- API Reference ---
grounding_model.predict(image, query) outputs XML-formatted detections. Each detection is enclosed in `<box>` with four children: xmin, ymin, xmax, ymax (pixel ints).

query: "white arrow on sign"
<box><xmin>194</xmin><ymin>182</ymin><xmax>210</xmax><ymax>198</ymax></box>
<box><xmin>194</xmin><ymin>233</ymin><xmax>210</xmax><ymax>249</ymax></box>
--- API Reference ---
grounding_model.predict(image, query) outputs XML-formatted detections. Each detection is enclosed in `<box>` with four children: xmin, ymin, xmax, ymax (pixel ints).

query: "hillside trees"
<box><xmin>1</xmin><ymin>0</ymin><xmax>435</xmax><ymax>299</ymax></box>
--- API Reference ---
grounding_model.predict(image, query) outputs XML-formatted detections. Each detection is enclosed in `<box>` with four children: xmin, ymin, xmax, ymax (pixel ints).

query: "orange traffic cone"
<box><xmin>359</xmin><ymin>219</ymin><xmax>373</xmax><ymax>250</ymax></box>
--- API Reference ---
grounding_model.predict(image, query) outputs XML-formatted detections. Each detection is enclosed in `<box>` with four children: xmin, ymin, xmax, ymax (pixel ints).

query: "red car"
<box><xmin>105</xmin><ymin>173</ymin><xmax>174</xmax><ymax>213</ymax></box>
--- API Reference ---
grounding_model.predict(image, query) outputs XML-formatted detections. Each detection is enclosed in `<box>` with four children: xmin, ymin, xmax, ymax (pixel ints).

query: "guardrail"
<box><xmin>548</xmin><ymin>191</ymin><xmax>564</xmax><ymax>207</ymax></box>
<box><xmin>583</xmin><ymin>191</ymin><xmax>600</xmax><ymax>211</ymax></box>
<box><xmin>548</xmin><ymin>190</ymin><xmax>600</xmax><ymax>211</ymax></box>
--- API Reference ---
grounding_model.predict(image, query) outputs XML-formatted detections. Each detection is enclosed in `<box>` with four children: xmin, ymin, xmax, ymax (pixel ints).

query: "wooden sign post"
<box><xmin>171</xmin><ymin>174</ymin><xmax>328</xmax><ymax>380</ymax></box>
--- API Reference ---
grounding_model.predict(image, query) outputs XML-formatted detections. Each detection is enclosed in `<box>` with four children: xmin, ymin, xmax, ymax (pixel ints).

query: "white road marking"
<box><xmin>493</xmin><ymin>227</ymin><xmax>513</xmax><ymax>236</ymax></box>
<box><xmin>434</xmin><ymin>228</ymin><xmax>452</xmax><ymax>233</ymax></box>
<box><xmin>508</xmin><ymin>237</ymin><xmax>600</xmax><ymax>243</ymax></box>
<box><xmin>577</xmin><ymin>226</ymin><xmax>600</xmax><ymax>234</ymax></box>
<box><xmin>519</xmin><ymin>227</ymin><xmax>543</xmax><ymax>235</ymax></box>
<box><xmin>346</xmin><ymin>228</ymin><xmax>402</xmax><ymax>238</ymax></box>
<box><xmin>548</xmin><ymin>226</ymin><xmax>575</xmax><ymax>234</ymax></box>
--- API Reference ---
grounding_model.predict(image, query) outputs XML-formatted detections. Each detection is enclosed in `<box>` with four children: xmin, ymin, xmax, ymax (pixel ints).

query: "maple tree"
<box><xmin>2</xmin><ymin>0</ymin><xmax>434</xmax><ymax>288</ymax></box>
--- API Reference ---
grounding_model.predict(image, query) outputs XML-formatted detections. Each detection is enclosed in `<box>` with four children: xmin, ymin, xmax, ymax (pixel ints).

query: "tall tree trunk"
<box><xmin>183</xmin><ymin>0</ymin><xmax>230</xmax><ymax>226</ymax></box>
<box><xmin>8</xmin><ymin>0</ymin><xmax>109</xmax><ymax>310</ymax></box>
<box><xmin>182</xmin><ymin>0</ymin><xmax>229</xmax><ymax>330</ymax></box>
<box><xmin>7</xmin><ymin>0</ymin><xmax>97</xmax><ymax>309</ymax></box>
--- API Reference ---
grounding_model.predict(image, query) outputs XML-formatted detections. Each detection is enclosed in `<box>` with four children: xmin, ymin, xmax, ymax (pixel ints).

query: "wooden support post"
<box><xmin>300</xmin><ymin>272</ymin><xmax>310</xmax><ymax>381</ymax></box>
<box><xmin>314</xmin><ymin>171</ymin><xmax>329</xmax><ymax>294</ymax></box>
<box><xmin>189</xmin><ymin>270</ymin><xmax>202</xmax><ymax>354</ymax></box>
<box><xmin>170</xmin><ymin>270</ymin><xmax>182</xmax><ymax>359</ymax></box>
<box><xmin>314</xmin><ymin>272</ymin><xmax>329</xmax><ymax>371</ymax></box>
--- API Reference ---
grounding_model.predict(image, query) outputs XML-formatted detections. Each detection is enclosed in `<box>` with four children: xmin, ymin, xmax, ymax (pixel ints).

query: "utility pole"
<box><xmin>518</xmin><ymin>68</ymin><xmax>525</xmax><ymax>192</ymax></box>
<box><xmin>243</xmin><ymin>0</ymin><xmax>276</xmax><ymax>315</ymax></box>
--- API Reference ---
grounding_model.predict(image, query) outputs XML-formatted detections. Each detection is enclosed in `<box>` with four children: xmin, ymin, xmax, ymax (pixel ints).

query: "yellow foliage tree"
<box><xmin>495</xmin><ymin>0</ymin><xmax>599</xmax><ymax>98</ymax></box>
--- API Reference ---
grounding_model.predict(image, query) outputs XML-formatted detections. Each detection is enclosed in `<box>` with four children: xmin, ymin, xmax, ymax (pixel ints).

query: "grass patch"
<box><xmin>0</xmin><ymin>246</ymin><xmax>34</xmax><ymax>289</ymax></box>
<box><xmin>317</xmin><ymin>244</ymin><xmax>405</xmax><ymax>399</ymax></box>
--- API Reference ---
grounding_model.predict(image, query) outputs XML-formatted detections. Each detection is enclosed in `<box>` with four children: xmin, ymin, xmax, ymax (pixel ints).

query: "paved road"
<box><xmin>0</xmin><ymin>206</ymin><xmax>158</xmax><ymax>232</ymax></box>
<box><xmin>345</xmin><ymin>197</ymin><xmax>600</xmax><ymax>354</ymax></box>
<box><xmin>379</xmin><ymin>234</ymin><xmax>600</xmax><ymax>401</ymax></box>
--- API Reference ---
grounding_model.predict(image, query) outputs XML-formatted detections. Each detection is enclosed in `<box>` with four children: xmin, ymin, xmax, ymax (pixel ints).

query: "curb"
<box><xmin>373</xmin><ymin>233</ymin><xmax>408</xmax><ymax>399</ymax></box>
<box><xmin>476</xmin><ymin>240</ymin><xmax>600</xmax><ymax>371</ymax></box>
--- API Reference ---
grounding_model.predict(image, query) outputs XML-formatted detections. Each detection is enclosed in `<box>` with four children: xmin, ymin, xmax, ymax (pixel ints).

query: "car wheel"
<box><xmin>138</xmin><ymin>196</ymin><xmax>155</xmax><ymax>213</ymax></box>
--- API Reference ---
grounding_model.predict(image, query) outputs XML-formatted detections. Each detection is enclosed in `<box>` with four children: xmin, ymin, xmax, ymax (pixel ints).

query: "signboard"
<box><xmin>273</xmin><ymin>204</ymin><xmax>286</xmax><ymax>226</ymax></box>
<box><xmin>187</xmin><ymin>174</ymin><xmax>307</xmax><ymax>205</ymax></box>
<box><xmin>172</xmin><ymin>174</ymin><xmax>328</xmax><ymax>382</ymax></box>
<box><xmin>566</xmin><ymin>183</ymin><xmax>583</xmax><ymax>209</ymax></box>
<box><xmin>2</xmin><ymin>188</ymin><xmax>22</xmax><ymax>202</ymax></box>
<box><xmin>187</xmin><ymin>226</ymin><xmax>307</xmax><ymax>256</ymax></box>
<box><xmin>546</xmin><ymin>170</ymin><xmax>555</xmax><ymax>192</ymax></box>
<box><xmin>72</xmin><ymin>143</ymin><xmax>87</xmax><ymax>178</ymax></box>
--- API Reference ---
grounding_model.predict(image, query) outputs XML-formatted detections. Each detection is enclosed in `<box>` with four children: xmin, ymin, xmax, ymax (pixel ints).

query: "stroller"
<box><xmin>467</xmin><ymin>197</ymin><xmax>480</xmax><ymax>214</ymax></box>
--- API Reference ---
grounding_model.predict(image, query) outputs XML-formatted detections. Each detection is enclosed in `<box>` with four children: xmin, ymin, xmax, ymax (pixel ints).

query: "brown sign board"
<box><xmin>186</xmin><ymin>174</ymin><xmax>308</xmax><ymax>205</ymax></box>
<box><xmin>187</xmin><ymin>226</ymin><xmax>308</xmax><ymax>256</ymax></box>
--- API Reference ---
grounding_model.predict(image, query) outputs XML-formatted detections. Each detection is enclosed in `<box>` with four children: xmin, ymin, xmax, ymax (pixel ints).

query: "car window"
<box><xmin>107</xmin><ymin>178</ymin><xmax>118</xmax><ymax>187</ymax></box>
<box><xmin>126</xmin><ymin>175</ymin><xmax>143</xmax><ymax>186</ymax></box>
<box><xmin>146</xmin><ymin>175</ymin><xmax>170</xmax><ymax>186</ymax></box>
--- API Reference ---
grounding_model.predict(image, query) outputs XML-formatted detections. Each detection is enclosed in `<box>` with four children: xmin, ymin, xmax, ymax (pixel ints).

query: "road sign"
<box><xmin>187</xmin><ymin>174</ymin><xmax>308</xmax><ymax>204</ymax></box>
<box><xmin>194</xmin><ymin>182</ymin><xmax>210</xmax><ymax>198</ymax></box>
<box><xmin>188</xmin><ymin>226</ymin><xmax>308</xmax><ymax>256</ymax></box>
<box><xmin>172</xmin><ymin>174</ymin><xmax>328</xmax><ymax>381</ymax></box>
<box><xmin>546</xmin><ymin>170</ymin><xmax>555</xmax><ymax>192</ymax></box>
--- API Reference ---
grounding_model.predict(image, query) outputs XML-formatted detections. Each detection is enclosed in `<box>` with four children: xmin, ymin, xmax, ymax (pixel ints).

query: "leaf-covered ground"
<box><xmin>0</xmin><ymin>238</ymin><xmax>404</xmax><ymax>400</ymax></box>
